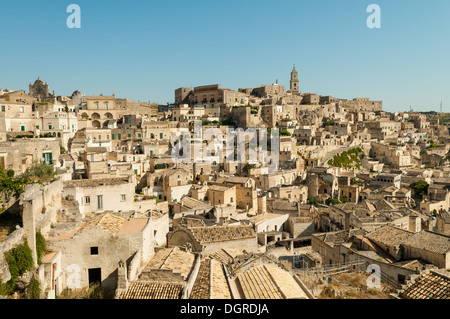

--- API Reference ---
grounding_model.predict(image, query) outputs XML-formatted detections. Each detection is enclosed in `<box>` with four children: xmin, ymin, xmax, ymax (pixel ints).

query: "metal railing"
<box><xmin>295</xmin><ymin>260</ymin><xmax>366</xmax><ymax>275</ymax></box>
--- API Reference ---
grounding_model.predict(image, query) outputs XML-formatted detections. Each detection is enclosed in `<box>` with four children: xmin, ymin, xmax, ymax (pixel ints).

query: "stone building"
<box><xmin>63</xmin><ymin>178</ymin><xmax>135</xmax><ymax>217</ymax></box>
<box><xmin>167</xmin><ymin>225</ymin><xmax>258</xmax><ymax>255</ymax></box>
<box><xmin>436</xmin><ymin>211</ymin><xmax>450</xmax><ymax>236</ymax></box>
<box><xmin>400</xmin><ymin>230</ymin><xmax>450</xmax><ymax>269</ymax></box>
<box><xmin>47</xmin><ymin>213</ymin><xmax>154</xmax><ymax>291</ymax></box>
<box><xmin>0</xmin><ymin>138</ymin><xmax>60</xmax><ymax>173</ymax></box>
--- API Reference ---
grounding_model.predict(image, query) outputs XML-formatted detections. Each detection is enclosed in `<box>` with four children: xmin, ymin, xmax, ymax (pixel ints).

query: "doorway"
<box><xmin>88</xmin><ymin>268</ymin><xmax>102</xmax><ymax>286</ymax></box>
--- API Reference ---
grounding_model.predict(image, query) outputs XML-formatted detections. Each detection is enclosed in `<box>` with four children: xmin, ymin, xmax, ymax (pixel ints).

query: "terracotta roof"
<box><xmin>188</xmin><ymin>258</ymin><xmax>231</xmax><ymax>299</ymax></box>
<box><xmin>119</xmin><ymin>282</ymin><xmax>183</xmax><ymax>299</ymax></box>
<box><xmin>236</xmin><ymin>264</ymin><xmax>307</xmax><ymax>299</ymax></box>
<box><xmin>210</xmin><ymin>259</ymin><xmax>232</xmax><ymax>299</ymax></box>
<box><xmin>208</xmin><ymin>184</ymin><xmax>234</xmax><ymax>192</ymax></box>
<box><xmin>81</xmin><ymin>213</ymin><xmax>125</xmax><ymax>234</ymax></box>
<box><xmin>216</xmin><ymin>176</ymin><xmax>251</xmax><ymax>185</ymax></box>
<box><xmin>401</xmin><ymin>231</ymin><xmax>450</xmax><ymax>255</ymax></box>
<box><xmin>290</xmin><ymin>217</ymin><xmax>313</xmax><ymax>223</ymax></box>
<box><xmin>209</xmin><ymin>249</ymin><xmax>234</xmax><ymax>265</ymax></box>
<box><xmin>366</xmin><ymin>226</ymin><xmax>413</xmax><ymax>248</ymax></box>
<box><xmin>144</xmin><ymin>247</ymin><xmax>195</xmax><ymax>280</ymax></box>
<box><xmin>41</xmin><ymin>251</ymin><xmax>58</xmax><ymax>264</ymax></box>
<box><xmin>249</xmin><ymin>213</ymin><xmax>287</xmax><ymax>224</ymax></box>
<box><xmin>180</xmin><ymin>197</ymin><xmax>206</xmax><ymax>209</ymax></box>
<box><xmin>85</xmin><ymin>147</ymin><xmax>107</xmax><ymax>154</ymax></box>
<box><xmin>189</xmin><ymin>260</ymin><xmax>211</xmax><ymax>299</ymax></box>
<box><xmin>118</xmin><ymin>218</ymin><xmax>148</xmax><ymax>235</ymax></box>
<box><xmin>190</xmin><ymin>226</ymin><xmax>256</xmax><ymax>244</ymax></box>
<box><xmin>399</xmin><ymin>270</ymin><xmax>450</xmax><ymax>299</ymax></box>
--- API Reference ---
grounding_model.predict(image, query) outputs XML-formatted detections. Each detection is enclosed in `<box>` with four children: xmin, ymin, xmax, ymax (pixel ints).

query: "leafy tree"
<box><xmin>280</xmin><ymin>130</ymin><xmax>291</xmax><ymax>136</ymax></box>
<box><xmin>36</xmin><ymin>231</ymin><xmax>46</xmax><ymax>265</ymax></box>
<box><xmin>410</xmin><ymin>180</ymin><xmax>429</xmax><ymax>198</ymax></box>
<box><xmin>25</xmin><ymin>278</ymin><xmax>41</xmax><ymax>299</ymax></box>
<box><xmin>428</xmin><ymin>142</ymin><xmax>437</xmax><ymax>148</ymax></box>
<box><xmin>326</xmin><ymin>198</ymin><xmax>341</xmax><ymax>205</ymax></box>
<box><xmin>308</xmin><ymin>197</ymin><xmax>318</xmax><ymax>207</ymax></box>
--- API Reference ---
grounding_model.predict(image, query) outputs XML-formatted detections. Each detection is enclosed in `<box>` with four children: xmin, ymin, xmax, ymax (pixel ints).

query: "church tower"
<box><xmin>289</xmin><ymin>65</ymin><xmax>299</xmax><ymax>94</ymax></box>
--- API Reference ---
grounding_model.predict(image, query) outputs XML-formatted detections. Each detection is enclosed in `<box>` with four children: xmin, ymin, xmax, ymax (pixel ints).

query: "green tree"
<box><xmin>36</xmin><ymin>231</ymin><xmax>46</xmax><ymax>265</ymax></box>
<box><xmin>326</xmin><ymin>198</ymin><xmax>341</xmax><ymax>205</ymax></box>
<box><xmin>308</xmin><ymin>197</ymin><xmax>318</xmax><ymax>206</ymax></box>
<box><xmin>25</xmin><ymin>278</ymin><xmax>41</xmax><ymax>299</ymax></box>
<box><xmin>410</xmin><ymin>180</ymin><xmax>429</xmax><ymax>198</ymax></box>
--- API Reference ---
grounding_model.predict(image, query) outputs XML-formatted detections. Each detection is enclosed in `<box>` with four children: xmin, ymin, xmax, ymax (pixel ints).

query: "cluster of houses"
<box><xmin>0</xmin><ymin>68</ymin><xmax>449</xmax><ymax>299</ymax></box>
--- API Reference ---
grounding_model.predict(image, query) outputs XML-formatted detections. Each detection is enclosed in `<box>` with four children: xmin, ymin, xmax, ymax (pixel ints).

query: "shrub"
<box><xmin>326</xmin><ymin>198</ymin><xmax>341</xmax><ymax>206</ymax></box>
<box><xmin>327</xmin><ymin>147</ymin><xmax>363</xmax><ymax>170</ymax></box>
<box><xmin>308</xmin><ymin>197</ymin><xmax>318</xmax><ymax>206</ymax></box>
<box><xmin>8</xmin><ymin>241</ymin><xmax>33</xmax><ymax>276</ymax></box>
<box><xmin>25</xmin><ymin>278</ymin><xmax>41</xmax><ymax>299</ymax></box>
<box><xmin>410</xmin><ymin>180</ymin><xmax>429</xmax><ymax>198</ymax></box>
<box><xmin>2</xmin><ymin>240</ymin><xmax>34</xmax><ymax>295</ymax></box>
<box><xmin>36</xmin><ymin>231</ymin><xmax>46</xmax><ymax>265</ymax></box>
<box><xmin>340</xmin><ymin>197</ymin><xmax>350</xmax><ymax>203</ymax></box>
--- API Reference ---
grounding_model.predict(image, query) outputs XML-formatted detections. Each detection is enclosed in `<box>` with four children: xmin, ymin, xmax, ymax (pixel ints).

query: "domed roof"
<box><xmin>33</xmin><ymin>77</ymin><xmax>44</xmax><ymax>85</ymax></box>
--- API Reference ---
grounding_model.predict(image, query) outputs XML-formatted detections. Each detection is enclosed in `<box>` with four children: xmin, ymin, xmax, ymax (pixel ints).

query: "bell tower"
<box><xmin>289</xmin><ymin>65</ymin><xmax>299</xmax><ymax>93</ymax></box>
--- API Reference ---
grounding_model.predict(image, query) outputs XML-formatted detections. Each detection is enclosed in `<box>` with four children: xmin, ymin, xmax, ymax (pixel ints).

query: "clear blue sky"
<box><xmin>1</xmin><ymin>0</ymin><xmax>449</xmax><ymax>112</ymax></box>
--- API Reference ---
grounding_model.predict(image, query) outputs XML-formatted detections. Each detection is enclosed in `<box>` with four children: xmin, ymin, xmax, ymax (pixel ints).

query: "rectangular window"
<box><xmin>97</xmin><ymin>195</ymin><xmax>103</xmax><ymax>210</ymax></box>
<box><xmin>90</xmin><ymin>247</ymin><xmax>99</xmax><ymax>255</ymax></box>
<box><xmin>85</xmin><ymin>196</ymin><xmax>91</xmax><ymax>205</ymax></box>
<box><xmin>21</xmin><ymin>125</ymin><xmax>25</xmax><ymax>132</ymax></box>
<box><xmin>121</xmin><ymin>194</ymin><xmax>126</xmax><ymax>202</ymax></box>
<box><xmin>48</xmin><ymin>125</ymin><xmax>52</xmax><ymax>130</ymax></box>
<box><xmin>128</xmin><ymin>134</ymin><xmax>131</xmax><ymax>139</ymax></box>
<box><xmin>36</xmin><ymin>125</ymin><xmax>39</xmax><ymax>130</ymax></box>
<box><xmin>1</xmin><ymin>106</ymin><xmax>4</xmax><ymax>112</ymax></box>
<box><xmin>160</xmin><ymin>133</ymin><xmax>163</xmax><ymax>139</ymax></box>
<box><xmin>20</xmin><ymin>106</ymin><xmax>24</xmax><ymax>113</ymax></box>
<box><xmin>112</xmin><ymin>134</ymin><xmax>115</xmax><ymax>140</ymax></box>
<box><xmin>118</xmin><ymin>134</ymin><xmax>121</xmax><ymax>140</ymax></box>
<box><xmin>43</xmin><ymin>152</ymin><xmax>53</xmax><ymax>164</ymax></box>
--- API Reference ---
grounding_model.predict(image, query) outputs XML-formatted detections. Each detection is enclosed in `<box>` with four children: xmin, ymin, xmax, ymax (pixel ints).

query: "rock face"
<box><xmin>0</xmin><ymin>256</ymin><xmax>11</xmax><ymax>283</ymax></box>
<box><xmin>15</xmin><ymin>272</ymin><xmax>32</xmax><ymax>291</ymax></box>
